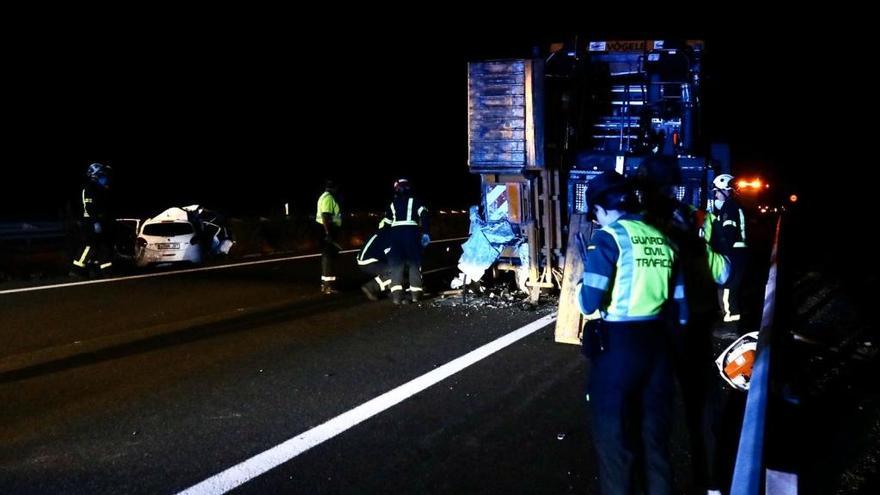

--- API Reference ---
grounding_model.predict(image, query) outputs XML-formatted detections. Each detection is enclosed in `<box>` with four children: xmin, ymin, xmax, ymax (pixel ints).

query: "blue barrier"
<box><xmin>730</xmin><ymin>215</ymin><xmax>783</xmax><ymax>495</ymax></box>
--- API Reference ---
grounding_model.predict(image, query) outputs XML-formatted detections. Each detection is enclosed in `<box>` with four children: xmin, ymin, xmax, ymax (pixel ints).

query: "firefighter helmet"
<box><xmin>713</xmin><ymin>173</ymin><xmax>735</xmax><ymax>191</ymax></box>
<box><xmin>393</xmin><ymin>178</ymin><xmax>411</xmax><ymax>193</ymax></box>
<box><xmin>715</xmin><ymin>331</ymin><xmax>760</xmax><ymax>391</ymax></box>
<box><xmin>86</xmin><ymin>162</ymin><xmax>110</xmax><ymax>179</ymax></box>
<box><xmin>86</xmin><ymin>162</ymin><xmax>112</xmax><ymax>187</ymax></box>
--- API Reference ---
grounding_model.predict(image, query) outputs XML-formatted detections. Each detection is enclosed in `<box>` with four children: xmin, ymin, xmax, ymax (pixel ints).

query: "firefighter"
<box><xmin>384</xmin><ymin>179</ymin><xmax>430</xmax><ymax>305</ymax></box>
<box><xmin>577</xmin><ymin>171</ymin><xmax>685</xmax><ymax>495</ymax></box>
<box><xmin>71</xmin><ymin>162</ymin><xmax>115</xmax><ymax>277</ymax></box>
<box><xmin>710</xmin><ymin>174</ymin><xmax>748</xmax><ymax>326</ymax></box>
<box><xmin>316</xmin><ymin>180</ymin><xmax>342</xmax><ymax>294</ymax></box>
<box><xmin>358</xmin><ymin>218</ymin><xmax>393</xmax><ymax>301</ymax></box>
<box><xmin>635</xmin><ymin>155</ymin><xmax>731</xmax><ymax>494</ymax></box>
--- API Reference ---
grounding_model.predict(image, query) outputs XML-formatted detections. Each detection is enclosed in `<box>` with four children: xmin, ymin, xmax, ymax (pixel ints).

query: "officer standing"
<box><xmin>384</xmin><ymin>179</ymin><xmax>430</xmax><ymax>305</ymax></box>
<box><xmin>71</xmin><ymin>162</ymin><xmax>115</xmax><ymax>277</ymax></box>
<box><xmin>635</xmin><ymin>156</ymin><xmax>731</xmax><ymax>494</ymax></box>
<box><xmin>578</xmin><ymin>171</ymin><xmax>685</xmax><ymax>495</ymax></box>
<box><xmin>316</xmin><ymin>180</ymin><xmax>342</xmax><ymax>294</ymax></box>
<box><xmin>710</xmin><ymin>173</ymin><xmax>748</xmax><ymax>326</ymax></box>
<box><xmin>358</xmin><ymin>218</ymin><xmax>393</xmax><ymax>301</ymax></box>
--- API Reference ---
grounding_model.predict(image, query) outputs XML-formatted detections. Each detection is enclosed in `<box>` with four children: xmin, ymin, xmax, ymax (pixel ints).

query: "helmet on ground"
<box><xmin>715</xmin><ymin>331</ymin><xmax>760</xmax><ymax>391</ymax></box>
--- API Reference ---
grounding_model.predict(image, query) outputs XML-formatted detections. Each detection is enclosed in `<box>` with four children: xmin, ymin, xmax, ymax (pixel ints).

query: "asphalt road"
<box><xmin>3</xmin><ymin>227</ymin><xmax>876</xmax><ymax>494</ymax></box>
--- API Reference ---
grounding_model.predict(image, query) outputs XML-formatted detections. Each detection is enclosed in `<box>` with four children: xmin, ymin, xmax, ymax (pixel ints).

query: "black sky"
<box><xmin>4</xmin><ymin>14</ymin><xmax>875</xmax><ymax>224</ymax></box>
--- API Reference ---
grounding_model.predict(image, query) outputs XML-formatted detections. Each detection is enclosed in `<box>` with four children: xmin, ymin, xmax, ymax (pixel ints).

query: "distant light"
<box><xmin>737</xmin><ymin>178</ymin><xmax>763</xmax><ymax>190</ymax></box>
<box><xmin>789</xmin><ymin>194</ymin><xmax>798</xmax><ymax>203</ymax></box>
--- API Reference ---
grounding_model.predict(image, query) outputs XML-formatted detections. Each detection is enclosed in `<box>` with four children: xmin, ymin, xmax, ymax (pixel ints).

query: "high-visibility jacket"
<box><xmin>315</xmin><ymin>191</ymin><xmax>341</xmax><ymax>226</ymax></box>
<box><xmin>384</xmin><ymin>195</ymin><xmax>429</xmax><ymax>230</ymax></box>
<box><xmin>710</xmin><ymin>197</ymin><xmax>747</xmax><ymax>255</ymax></box>
<box><xmin>579</xmin><ymin>214</ymin><xmax>685</xmax><ymax>322</ymax></box>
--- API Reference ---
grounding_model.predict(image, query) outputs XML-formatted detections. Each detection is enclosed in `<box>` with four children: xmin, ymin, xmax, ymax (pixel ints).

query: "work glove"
<box><xmin>420</xmin><ymin>234</ymin><xmax>431</xmax><ymax>248</ymax></box>
<box><xmin>93</xmin><ymin>222</ymin><xmax>103</xmax><ymax>234</ymax></box>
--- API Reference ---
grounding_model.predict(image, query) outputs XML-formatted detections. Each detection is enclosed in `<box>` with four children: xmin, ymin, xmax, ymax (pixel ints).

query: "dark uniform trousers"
<box><xmin>588</xmin><ymin>320</ymin><xmax>674</xmax><ymax>495</ymax></box>
<box><xmin>389</xmin><ymin>225</ymin><xmax>422</xmax><ymax>291</ymax></box>
<box><xmin>317</xmin><ymin>223</ymin><xmax>340</xmax><ymax>282</ymax></box>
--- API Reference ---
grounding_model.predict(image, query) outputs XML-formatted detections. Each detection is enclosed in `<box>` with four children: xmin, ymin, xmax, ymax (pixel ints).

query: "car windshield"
<box><xmin>142</xmin><ymin>222</ymin><xmax>193</xmax><ymax>237</ymax></box>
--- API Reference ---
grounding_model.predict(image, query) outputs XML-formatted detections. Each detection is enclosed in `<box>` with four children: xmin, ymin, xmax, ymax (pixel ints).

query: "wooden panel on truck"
<box><xmin>555</xmin><ymin>213</ymin><xmax>593</xmax><ymax>345</ymax></box>
<box><xmin>468</xmin><ymin>59</ymin><xmax>544</xmax><ymax>173</ymax></box>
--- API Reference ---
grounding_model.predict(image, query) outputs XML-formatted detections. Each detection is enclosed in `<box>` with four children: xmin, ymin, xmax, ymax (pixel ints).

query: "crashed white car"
<box><xmin>132</xmin><ymin>206</ymin><xmax>233</xmax><ymax>267</ymax></box>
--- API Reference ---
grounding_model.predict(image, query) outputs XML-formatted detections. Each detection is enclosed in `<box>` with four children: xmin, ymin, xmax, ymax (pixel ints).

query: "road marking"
<box><xmin>0</xmin><ymin>237</ymin><xmax>468</xmax><ymax>295</ymax></box>
<box><xmin>176</xmin><ymin>312</ymin><xmax>558</xmax><ymax>495</ymax></box>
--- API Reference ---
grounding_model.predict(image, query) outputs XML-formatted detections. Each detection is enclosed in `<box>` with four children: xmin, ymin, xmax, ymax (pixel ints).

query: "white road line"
<box><xmin>176</xmin><ymin>312</ymin><xmax>558</xmax><ymax>495</ymax></box>
<box><xmin>0</xmin><ymin>237</ymin><xmax>469</xmax><ymax>295</ymax></box>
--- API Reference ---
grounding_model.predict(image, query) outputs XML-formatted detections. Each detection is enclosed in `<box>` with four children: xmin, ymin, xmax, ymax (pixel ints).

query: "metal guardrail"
<box><xmin>0</xmin><ymin>222</ymin><xmax>64</xmax><ymax>241</ymax></box>
<box><xmin>731</xmin><ymin>215</ymin><xmax>784</xmax><ymax>495</ymax></box>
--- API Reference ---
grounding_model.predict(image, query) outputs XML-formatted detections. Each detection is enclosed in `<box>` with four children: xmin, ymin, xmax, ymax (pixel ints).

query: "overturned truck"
<box><xmin>465</xmin><ymin>39</ymin><xmax>727</xmax><ymax>343</ymax></box>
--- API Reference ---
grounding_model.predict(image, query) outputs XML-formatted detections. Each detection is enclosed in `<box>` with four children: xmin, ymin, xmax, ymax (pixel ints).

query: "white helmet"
<box><xmin>713</xmin><ymin>173</ymin><xmax>735</xmax><ymax>191</ymax></box>
<box><xmin>715</xmin><ymin>331</ymin><xmax>759</xmax><ymax>391</ymax></box>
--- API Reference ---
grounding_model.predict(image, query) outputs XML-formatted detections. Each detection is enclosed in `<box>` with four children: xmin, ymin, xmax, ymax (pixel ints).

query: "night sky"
<box><xmin>4</xmin><ymin>16</ymin><xmax>872</xmax><ymax>229</ymax></box>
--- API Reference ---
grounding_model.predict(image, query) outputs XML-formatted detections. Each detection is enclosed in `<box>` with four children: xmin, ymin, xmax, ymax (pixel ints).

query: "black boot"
<box><xmin>391</xmin><ymin>290</ymin><xmax>407</xmax><ymax>305</ymax></box>
<box><xmin>361</xmin><ymin>280</ymin><xmax>380</xmax><ymax>301</ymax></box>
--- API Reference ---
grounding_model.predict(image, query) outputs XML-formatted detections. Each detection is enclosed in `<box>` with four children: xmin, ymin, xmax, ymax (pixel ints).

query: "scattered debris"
<box><xmin>432</xmin><ymin>277</ymin><xmax>558</xmax><ymax>314</ymax></box>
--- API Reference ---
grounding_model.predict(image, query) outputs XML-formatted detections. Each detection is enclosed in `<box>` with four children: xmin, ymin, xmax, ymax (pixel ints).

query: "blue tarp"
<box><xmin>457</xmin><ymin>206</ymin><xmax>521</xmax><ymax>283</ymax></box>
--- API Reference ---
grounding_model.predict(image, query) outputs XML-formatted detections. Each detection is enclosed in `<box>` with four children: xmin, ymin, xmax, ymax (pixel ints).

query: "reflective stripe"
<box><xmin>393</xmin><ymin>199</ymin><xmax>418</xmax><ymax>226</ymax></box>
<box><xmin>674</xmin><ymin>284</ymin><xmax>685</xmax><ymax>299</ymax></box>
<box><xmin>77</xmin><ymin>245</ymin><xmax>91</xmax><ymax>264</ymax></box>
<box><xmin>722</xmin><ymin>288</ymin><xmax>731</xmax><ymax>316</ymax></box>
<box><xmin>606</xmin><ymin>222</ymin><xmax>634</xmax><ymax>316</ymax></box>
<box><xmin>583</xmin><ymin>272</ymin><xmax>610</xmax><ymax>290</ymax></box>
<box><xmin>723</xmin><ymin>220</ymin><xmax>737</xmax><ymax>227</ymax></box>
<box><xmin>390</xmin><ymin>285</ymin><xmax>404</xmax><ymax>292</ymax></box>
<box><xmin>723</xmin><ymin>313</ymin><xmax>741</xmax><ymax>322</ymax></box>
<box><xmin>733</xmin><ymin>242</ymin><xmax>747</xmax><ymax>248</ymax></box>
<box><xmin>321</xmin><ymin>276</ymin><xmax>336</xmax><ymax>281</ymax></box>
<box><xmin>390</xmin><ymin>203</ymin><xmax>396</xmax><ymax>220</ymax></box>
<box><xmin>82</xmin><ymin>189</ymin><xmax>91</xmax><ymax>218</ymax></box>
<box><xmin>603</xmin><ymin>314</ymin><xmax>661</xmax><ymax>322</ymax></box>
<box><xmin>375</xmin><ymin>277</ymin><xmax>392</xmax><ymax>290</ymax></box>
<box><xmin>391</xmin><ymin>198</ymin><xmax>420</xmax><ymax>226</ymax></box>
<box><xmin>100</xmin><ymin>262</ymin><xmax>113</xmax><ymax>270</ymax></box>
<box><xmin>738</xmin><ymin>208</ymin><xmax>746</xmax><ymax>242</ymax></box>
<box><xmin>358</xmin><ymin>234</ymin><xmax>378</xmax><ymax>264</ymax></box>
<box><xmin>410</xmin><ymin>287</ymin><xmax>423</xmax><ymax>292</ymax></box>
<box><xmin>417</xmin><ymin>206</ymin><xmax>427</xmax><ymax>217</ymax></box>
<box><xmin>587</xmin><ymin>245</ymin><xmax>596</xmax><ymax>250</ymax></box>
<box><xmin>73</xmin><ymin>260</ymin><xmax>86</xmax><ymax>267</ymax></box>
